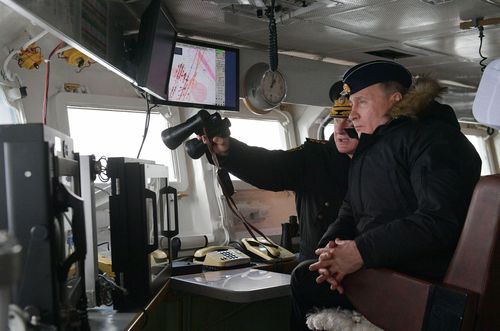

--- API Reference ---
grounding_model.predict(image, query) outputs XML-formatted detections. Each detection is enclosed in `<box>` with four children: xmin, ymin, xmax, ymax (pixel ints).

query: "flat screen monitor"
<box><xmin>135</xmin><ymin>0</ymin><xmax>177</xmax><ymax>100</ymax></box>
<box><xmin>165</xmin><ymin>39</ymin><xmax>239</xmax><ymax>111</ymax></box>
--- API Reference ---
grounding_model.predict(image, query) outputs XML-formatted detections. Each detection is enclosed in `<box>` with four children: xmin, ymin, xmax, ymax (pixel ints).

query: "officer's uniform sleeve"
<box><xmin>212</xmin><ymin>137</ymin><xmax>306</xmax><ymax>192</ymax></box>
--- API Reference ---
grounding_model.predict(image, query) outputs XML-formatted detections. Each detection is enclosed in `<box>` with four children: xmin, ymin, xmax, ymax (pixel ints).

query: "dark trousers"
<box><xmin>290</xmin><ymin>260</ymin><xmax>354</xmax><ymax>331</ymax></box>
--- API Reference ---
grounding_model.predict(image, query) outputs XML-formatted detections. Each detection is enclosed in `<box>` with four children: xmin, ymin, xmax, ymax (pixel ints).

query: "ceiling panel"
<box><xmin>236</xmin><ymin>21</ymin><xmax>388</xmax><ymax>54</ymax></box>
<box><xmin>0</xmin><ymin>3</ymin><xmax>31</xmax><ymax>46</ymax></box>
<box><xmin>166</xmin><ymin>1</ymin><xmax>269</xmax><ymax>36</ymax></box>
<box><xmin>307</xmin><ymin>0</ymin><xmax>500</xmax><ymax>41</ymax></box>
<box><xmin>279</xmin><ymin>0</ymin><xmax>395</xmax><ymax>21</ymax></box>
<box><xmin>407</xmin><ymin>25</ymin><xmax>500</xmax><ymax>61</ymax></box>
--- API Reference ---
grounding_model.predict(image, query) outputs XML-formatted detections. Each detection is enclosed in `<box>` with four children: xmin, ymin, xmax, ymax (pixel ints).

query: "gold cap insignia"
<box><xmin>342</xmin><ymin>83</ymin><xmax>351</xmax><ymax>96</ymax></box>
<box><xmin>330</xmin><ymin>95</ymin><xmax>352</xmax><ymax>118</ymax></box>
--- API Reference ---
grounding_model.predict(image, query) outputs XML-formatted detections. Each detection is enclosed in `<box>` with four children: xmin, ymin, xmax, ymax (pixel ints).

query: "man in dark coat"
<box><xmin>290</xmin><ymin>60</ymin><xmax>482</xmax><ymax>330</ymax></box>
<box><xmin>205</xmin><ymin>81</ymin><xmax>358</xmax><ymax>260</ymax></box>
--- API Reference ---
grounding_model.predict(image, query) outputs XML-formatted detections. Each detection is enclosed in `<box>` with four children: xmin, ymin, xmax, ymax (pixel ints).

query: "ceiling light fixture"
<box><xmin>322</xmin><ymin>57</ymin><xmax>358</xmax><ymax>66</ymax></box>
<box><xmin>420</xmin><ymin>0</ymin><xmax>453</xmax><ymax>5</ymax></box>
<box><xmin>278</xmin><ymin>50</ymin><xmax>322</xmax><ymax>60</ymax></box>
<box><xmin>482</xmin><ymin>0</ymin><xmax>500</xmax><ymax>7</ymax></box>
<box><xmin>437</xmin><ymin>79</ymin><xmax>476</xmax><ymax>89</ymax></box>
<box><xmin>187</xmin><ymin>35</ymin><xmax>250</xmax><ymax>48</ymax></box>
<box><xmin>278</xmin><ymin>50</ymin><xmax>357</xmax><ymax>66</ymax></box>
<box><xmin>204</xmin><ymin>0</ymin><xmax>266</xmax><ymax>6</ymax></box>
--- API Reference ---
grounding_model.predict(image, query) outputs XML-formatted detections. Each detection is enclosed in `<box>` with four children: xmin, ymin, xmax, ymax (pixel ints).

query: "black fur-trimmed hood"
<box><xmin>390</xmin><ymin>76</ymin><xmax>446</xmax><ymax>118</ymax></box>
<box><xmin>390</xmin><ymin>76</ymin><xmax>460</xmax><ymax>130</ymax></box>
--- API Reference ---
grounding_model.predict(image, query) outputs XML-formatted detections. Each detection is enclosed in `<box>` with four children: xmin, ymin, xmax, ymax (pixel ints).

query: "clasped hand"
<box><xmin>309</xmin><ymin>239</ymin><xmax>363</xmax><ymax>293</ymax></box>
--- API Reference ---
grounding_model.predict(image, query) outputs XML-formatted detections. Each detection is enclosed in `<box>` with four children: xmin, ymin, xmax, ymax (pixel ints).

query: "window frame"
<box><xmin>53</xmin><ymin>92</ymin><xmax>189</xmax><ymax>191</ymax></box>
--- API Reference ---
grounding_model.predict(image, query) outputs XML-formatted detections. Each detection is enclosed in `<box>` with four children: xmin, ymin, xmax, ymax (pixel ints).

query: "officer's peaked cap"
<box><xmin>342</xmin><ymin>60</ymin><xmax>413</xmax><ymax>95</ymax></box>
<box><xmin>329</xmin><ymin>81</ymin><xmax>344</xmax><ymax>102</ymax></box>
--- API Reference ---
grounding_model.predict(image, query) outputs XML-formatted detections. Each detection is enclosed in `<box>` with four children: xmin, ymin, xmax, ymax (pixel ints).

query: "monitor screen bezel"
<box><xmin>163</xmin><ymin>38</ymin><xmax>240</xmax><ymax>112</ymax></box>
<box><xmin>135</xmin><ymin>1</ymin><xmax>177</xmax><ymax>100</ymax></box>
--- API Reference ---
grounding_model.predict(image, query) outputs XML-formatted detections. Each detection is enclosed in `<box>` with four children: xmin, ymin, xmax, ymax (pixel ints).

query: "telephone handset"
<box><xmin>193</xmin><ymin>246</ymin><xmax>251</xmax><ymax>268</ymax></box>
<box><xmin>241</xmin><ymin>237</ymin><xmax>296</xmax><ymax>262</ymax></box>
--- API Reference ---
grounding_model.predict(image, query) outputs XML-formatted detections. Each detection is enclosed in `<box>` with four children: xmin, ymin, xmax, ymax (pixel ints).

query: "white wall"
<box><xmin>8</xmin><ymin>36</ymin><xmax>137</xmax><ymax>125</ymax></box>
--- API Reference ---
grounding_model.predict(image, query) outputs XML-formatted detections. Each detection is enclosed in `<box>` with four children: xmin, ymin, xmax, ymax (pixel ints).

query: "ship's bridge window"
<box><xmin>68</xmin><ymin>106</ymin><xmax>173</xmax><ymax>171</ymax></box>
<box><xmin>230</xmin><ymin>118</ymin><xmax>288</xmax><ymax>150</ymax></box>
<box><xmin>220</xmin><ymin>108</ymin><xmax>297</xmax><ymax>238</ymax></box>
<box><xmin>323</xmin><ymin>123</ymin><xmax>335</xmax><ymax>141</ymax></box>
<box><xmin>55</xmin><ymin>93</ymin><xmax>188</xmax><ymax>191</ymax></box>
<box><xmin>222</xmin><ymin>108</ymin><xmax>296</xmax><ymax>185</ymax></box>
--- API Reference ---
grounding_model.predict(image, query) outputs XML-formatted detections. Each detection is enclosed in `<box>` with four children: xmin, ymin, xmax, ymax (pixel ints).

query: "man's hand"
<box><xmin>309</xmin><ymin>239</ymin><xmax>364</xmax><ymax>293</ymax></box>
<box><xmin>312</xmin><ymin>240</ymin><xmax>337</xmax><ymax>285</ymax></box>
<box><xmin>200</xmin><ymin>136</ymin><xmax>230</xmax><ymax>155</ymax></box>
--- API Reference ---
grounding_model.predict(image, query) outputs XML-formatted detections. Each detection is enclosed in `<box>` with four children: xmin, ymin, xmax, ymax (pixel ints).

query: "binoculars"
<box><xmin>161</xmin><ymin>109</ymin><xmax>231</xmax><ymax>159</ymax></box>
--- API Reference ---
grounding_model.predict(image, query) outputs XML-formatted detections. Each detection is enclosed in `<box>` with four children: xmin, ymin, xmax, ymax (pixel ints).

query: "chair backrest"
<box><xmin>443</xmin><ymin>174</ymin><xmax>500</xmax><ymax>331</ymax></box>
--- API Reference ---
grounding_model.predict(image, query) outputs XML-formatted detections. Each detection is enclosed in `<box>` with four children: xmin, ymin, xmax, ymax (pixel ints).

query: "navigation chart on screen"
<box><xmin>168</xmin><ymin>43</ymin><xmax>226</xmax><ymax>105</ymax></box>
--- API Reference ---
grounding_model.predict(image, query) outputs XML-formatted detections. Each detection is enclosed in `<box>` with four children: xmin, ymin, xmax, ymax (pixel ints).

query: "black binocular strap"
<box><xmin>204</xmin><ymin>129</ymin><xmax>278</xmax><ymax>249</ymax></box>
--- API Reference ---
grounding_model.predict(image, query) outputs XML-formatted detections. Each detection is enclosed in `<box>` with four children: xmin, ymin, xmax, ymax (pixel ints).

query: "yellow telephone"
<box><xmin>241</xmin><ymin>237</ymin><xmax>296</xmax><ymax>262</ymax></box>
<box><xmin>193</xmin><ymin>246</ymin><xmax>251</xmax><ymax>268</ymax></box>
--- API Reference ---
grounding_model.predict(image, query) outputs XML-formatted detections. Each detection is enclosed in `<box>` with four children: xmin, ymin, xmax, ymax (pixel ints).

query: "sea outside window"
<box><xmin>67</xmin><ymin>106</ymin><xmax>177</xmax><ymax>182</ymax></box>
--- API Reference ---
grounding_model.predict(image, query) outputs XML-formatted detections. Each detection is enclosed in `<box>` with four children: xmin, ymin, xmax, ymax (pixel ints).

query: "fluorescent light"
<box><xmin>278</xmin><ymin>50</ymin><xmax>322</xmax><ymax>60</ymax></box>
<box><xmin>204</xmin><ymin>0</ymin><xmax>266</xmax><ymax>6</ymax></box>
<box><xmin>438</xmin><ymin>79</ymin><xmax>476</xmax><ymax>89</ymax></box>
<box><xmin>482</xmin><ymin>0</ymin><xmax>500</xmax><ymax>6</ymax></box>
<box><xmin>189</xmin><ymin>35</ymin><xmax>230</xmax><ymax>44</ymax></box>
<box><xmin>322</xmin><ymin>57</ymin><xmax>358</xmax><ymax>66</ymax></box>
<box><xmin>420</xmin><ymin>0</ymin><xmax>454</xmax><ymax>5</ymax></box>
<box><xmin>188</xmin><ymin>35</ymin><xmax>250</xmax><ymax>48</ymax></box>
<box><xmin>279</xmin><ymin>50</ymin><xmax>358</xmax><ymax>66</ymax></box>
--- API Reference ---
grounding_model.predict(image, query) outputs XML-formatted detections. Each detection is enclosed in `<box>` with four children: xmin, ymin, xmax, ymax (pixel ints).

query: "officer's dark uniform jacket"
<box><xmin>215</xmin><ymin>137</ymin><xmax>351</xmax><ymax>260</ymax></box>
<box><xmin>318</xmin><ymin>78</ymin><xmax>482</xmax><ymax>281</ymax></box>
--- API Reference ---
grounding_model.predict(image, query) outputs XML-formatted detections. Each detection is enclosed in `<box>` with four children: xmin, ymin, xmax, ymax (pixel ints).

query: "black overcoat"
<box><xmin>319</xmin><ymin>101</ymin><xmax>481</xmax><ymax>280</ymax></box>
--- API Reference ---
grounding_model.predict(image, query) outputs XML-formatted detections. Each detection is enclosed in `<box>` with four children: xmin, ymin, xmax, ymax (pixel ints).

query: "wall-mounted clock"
<box><xmin>243</xmin><ymin>62</ymin><xmax>287</xmax><ymax>114</ymax></box>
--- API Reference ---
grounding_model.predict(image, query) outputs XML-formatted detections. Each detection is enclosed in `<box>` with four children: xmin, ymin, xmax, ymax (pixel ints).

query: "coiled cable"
<box><xmin>478</xmin><ymin>25</ymin><xmax>487</xmax><ymax>72</ymax></box>
<box><xmin>266</xmin><ymin>0</ymin><xmax>279</xmax><ymax>71</ymax></box>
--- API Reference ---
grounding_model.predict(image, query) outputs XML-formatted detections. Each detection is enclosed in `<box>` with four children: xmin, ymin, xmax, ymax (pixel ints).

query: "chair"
<box><xmin>342</xmin><ymin>174</ymin><xmax>500</xmax><ymax>331</ymax></box>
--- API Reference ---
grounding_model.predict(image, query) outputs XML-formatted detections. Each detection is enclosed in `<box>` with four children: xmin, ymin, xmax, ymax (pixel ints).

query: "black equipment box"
<box><xmin>0</xmin><ymin>124</ymin><xmax>88</xmax><ymax>330</ymax></box>
<box><xmin>108</xmin><ymin>157</ymin><xmax>177</xmax><ymax>311</ymax></box>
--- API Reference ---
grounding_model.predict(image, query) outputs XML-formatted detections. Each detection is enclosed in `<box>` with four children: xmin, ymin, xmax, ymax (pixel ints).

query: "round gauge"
<box><xmin>243</xmin><ymin>62</ymin><xmax>287</xmax><ymax>114</ymax></box>
<box><xmin>261</xmin><ymin>69</ymin><xmax>287</xmax><ymax>105</ymax></box>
